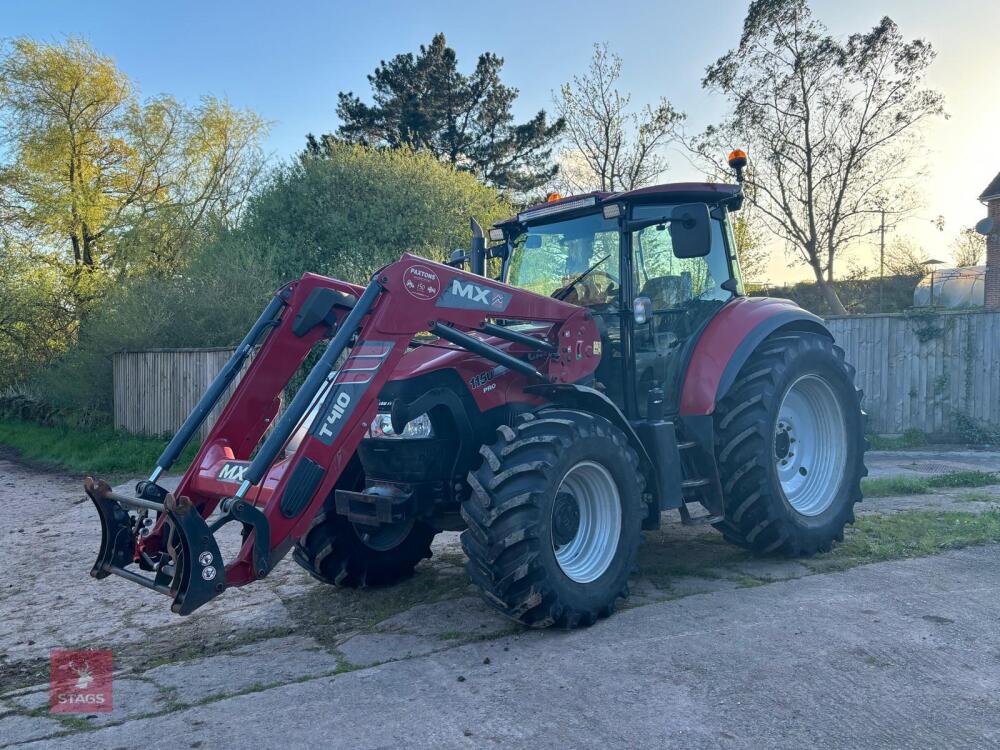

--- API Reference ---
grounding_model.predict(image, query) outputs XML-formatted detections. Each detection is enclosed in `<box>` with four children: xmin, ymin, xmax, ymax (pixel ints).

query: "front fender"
<box><xmin>679</xmin><ymin>297</ymin><xmax>831</xmax><ymax>416</ymax></box>
<box><xmin>523</xmin><ymin>383</ymin><xmax>665</xmax><ymax>504</ymax></box>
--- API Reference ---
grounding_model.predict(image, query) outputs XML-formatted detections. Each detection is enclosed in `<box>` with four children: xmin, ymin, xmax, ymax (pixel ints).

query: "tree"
<box><xmin>317</xmin><ymin>34</ymin><xmax>563</xmax><ymax>195</ymax></box>
<box><xmin>951</xmin><ymin>228</ymin><xmax>986</xmax><ymax>267</ymax></box>
<box><xmin>733</xmin><ymin>214</ymin><xmax>770</xmax><ymax>283</ymax></box>
<box><xmin>554</xmin><ymin>43</ymin><xmax>684</xmax><ymax>193</ymax></box>
<box><xmin>0</xmin><ymin>37</ymin><xmax>268</xmax><ymax>290</ymax></box>
<box><xmin>696</xmin><ymin>1</ymin><xmax>945</xmax><ymax>315</ymax></box>
<box><xmin>40</xmin><ymin>143</ymin><xmax>511</xmax><ymax>412</ymax></box>
<box><xmin>0</xmin><ymin>239</ymin><xmax>76</xmax><ymax>389</ymax></box>
<box><xmin>883</xmin><ymin>236</ymin><xmax>929</xmax><ymax>276</ymax></box>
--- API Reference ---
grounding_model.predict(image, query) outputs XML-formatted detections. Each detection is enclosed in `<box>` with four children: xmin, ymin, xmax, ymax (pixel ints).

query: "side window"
<box><xmin>632</xmin><ymin>220</ymin><xmax>730</xmax><ymax>308</ymax></box>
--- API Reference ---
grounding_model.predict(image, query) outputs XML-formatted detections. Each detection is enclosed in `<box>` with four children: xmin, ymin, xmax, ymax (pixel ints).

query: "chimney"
<box><xmin>980</xmin><ymin>173</ymin><xmax>1000</xmax><ymax>308</ymax></box>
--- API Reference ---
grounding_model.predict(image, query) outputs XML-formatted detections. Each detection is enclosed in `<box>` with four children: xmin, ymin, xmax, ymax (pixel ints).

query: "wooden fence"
<box><xmin>825</xmin><ymin>309</ymin><xmax>1000</xmax><ymax>435</ymax></box>
<box><xmin>112</xmin><ymin>348</ymin><xmax>258</xmax><ymax>439</ymax></box>
<box><xmin>113</xmin><ymin>309</ymin><xmax>1000</xmax><ymax>438</ymax></box>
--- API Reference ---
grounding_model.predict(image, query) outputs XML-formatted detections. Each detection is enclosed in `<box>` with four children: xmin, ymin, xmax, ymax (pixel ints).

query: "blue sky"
<box><xmin>5</xmin><ymin>0</ymin><xmax>999</xmax><ymax>280</ymax></box>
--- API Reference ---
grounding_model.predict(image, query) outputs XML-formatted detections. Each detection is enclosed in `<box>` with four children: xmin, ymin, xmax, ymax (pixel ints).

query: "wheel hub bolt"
<box><xmin>552</xmin><ymin>492</ymin><xmax>581</xmax><ymax>547</ymax></box>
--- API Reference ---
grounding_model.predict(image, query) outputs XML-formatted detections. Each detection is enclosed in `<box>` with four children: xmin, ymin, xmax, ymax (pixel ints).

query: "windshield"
<box><xmin>506</xmin><ymin>212</ymin><xmax>621</xmax><ymax>309</ymax></box>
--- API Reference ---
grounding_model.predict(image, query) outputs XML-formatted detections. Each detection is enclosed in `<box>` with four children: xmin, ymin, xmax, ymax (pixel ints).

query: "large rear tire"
<box><xmin>712</xmin><ymin>332</ymin><xmax>866</xmax><ymax>556</ymax></box>
<box><xmin>293</xmin><ymin>460</ymin><xmax>435</xmax><ymax>587</ymax></box>
<box><xmin>461</xmin><ymin>410</ymin><xmax>645</xmax><ymax>628</ymax></box>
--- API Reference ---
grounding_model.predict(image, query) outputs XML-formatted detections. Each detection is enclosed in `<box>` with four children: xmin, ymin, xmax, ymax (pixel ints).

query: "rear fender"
<box><xmin>679</xmin><ymin>297</ymin><xmax>831</xmax><ymax>416</ymax></box>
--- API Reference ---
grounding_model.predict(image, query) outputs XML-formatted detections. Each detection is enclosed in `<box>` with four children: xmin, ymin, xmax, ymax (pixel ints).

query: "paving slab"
<box><xmin>374</xmin><ymin>597</ymin><xmax>512</xmax><ymax>639</ymax></box>
<box><xmin>0</xmin><ymin>714</ymin><xmax>64</xmax><ymax>745</ymax></box>
<box><xmin>723</xmin><ymin>558</ymin><xmax>811</xmax><ymax>581</ymax></box>
<box><xmin>14</xmin><ymin>545</ymin><xmax>1000</xmax><ymax>750</ymax></box>
<box><xmin>338</xmin><ymin>632</ymin><xmax>442</xmax><ymax>666</ymax></box>
<box><xmin>143</xmin><ymin>636</ymin><xmax>340</xmax><ymax>703</ymax></box>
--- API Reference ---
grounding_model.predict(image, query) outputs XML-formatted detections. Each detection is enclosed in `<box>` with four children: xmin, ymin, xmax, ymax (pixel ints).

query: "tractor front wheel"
<box><xmin>713</xmin><ymin>331</ymin><xmax>866</xmax><ymax>556</ymax></box>
<box><xmin>462</xmin><ymin>409</ymin><xmax>645</xmax><ymax>628</ymax></box>
<box><xmin>293</xmin><ymin>462</ymin><xmax>435</xmax><ymax>587</ymax></box>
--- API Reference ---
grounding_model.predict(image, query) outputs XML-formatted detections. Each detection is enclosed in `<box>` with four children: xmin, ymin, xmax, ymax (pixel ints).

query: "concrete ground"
<box><xmin>1</xmin><ymin>447</ymin><xmax>999</xmax><ymax>749</ymax></box>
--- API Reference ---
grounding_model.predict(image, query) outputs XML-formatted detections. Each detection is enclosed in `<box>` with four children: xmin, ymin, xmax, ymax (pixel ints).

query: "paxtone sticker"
<box><xmin>402</xmin><ymin>265</ymin><xmax>441</xmax><ymax>300</ymax></box>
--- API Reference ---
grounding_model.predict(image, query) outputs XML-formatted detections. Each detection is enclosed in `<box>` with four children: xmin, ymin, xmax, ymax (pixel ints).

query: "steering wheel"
<box><xmin>557</xmin><ymin>270</ymin><xmax>620</xmax><ymax>306</ymax></box>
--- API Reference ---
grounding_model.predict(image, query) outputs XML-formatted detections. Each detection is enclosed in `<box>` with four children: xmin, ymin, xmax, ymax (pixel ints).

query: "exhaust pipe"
<box><xmin>470</xmin><ymin>217</ymin><xmax>485</xmax><ymax>276</ymax></box>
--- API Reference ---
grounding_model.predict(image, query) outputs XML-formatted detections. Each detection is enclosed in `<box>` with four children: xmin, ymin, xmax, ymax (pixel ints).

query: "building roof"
<box><xmin>979</xmin><ymin>171</ymin><xmax>1000</xmax><ymax>201</ymax></box>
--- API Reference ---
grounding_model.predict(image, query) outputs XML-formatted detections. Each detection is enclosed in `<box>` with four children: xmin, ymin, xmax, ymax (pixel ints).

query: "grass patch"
<box><xmin>862</xmin><ymin>476</ymin><xmax>931</xmax><ymax>497</ymax></box>
<box><xmin>861</xmin><ymin>470</ymin><xmax>999</xmax><ymax>498</ymax></box>
<box><xmin>866</xmin><ymin>428</ymin><xmax>928</xmax><ymax>450</ymax></box>
<box><xmin>924</xmin><ymin>471</ymin><xmax>999</xmax><ymax>489</ymax></box>
<box><xmin>0</xmin><ymin>418</ymin><xmax>198</xmax><ymax>477</ymax></box>
<box><xmin>805</xmin><ymin>509</ymin><xmax>1000</xmax><ymax>573</ymax></box>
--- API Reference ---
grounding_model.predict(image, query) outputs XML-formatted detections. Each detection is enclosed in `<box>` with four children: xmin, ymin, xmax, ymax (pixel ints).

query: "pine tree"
<box><xmin>309</xmin><ymin>34</ymin><xmax>564</xmax><ymax>194</ymax></box>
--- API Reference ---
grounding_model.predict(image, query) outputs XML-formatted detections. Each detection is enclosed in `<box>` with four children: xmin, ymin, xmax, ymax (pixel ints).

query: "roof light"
<box><xmin>518</xmin><ymin>195</ymin><xmax>598</xmax><ymax>223</ymax></box>
<box><xmin>727</xmin><ymin>149</ymin><xmax>748</xmax><ymax>169</ymax></box>
<box><xmin>488</xmin><ymin>227</ymin><xmax>505</xmax><ymax>242</ymax></box>
<box><xmin>546</xmin><ymin>192</ymin><xmax>562</xmax><ymax>202</ymax></box>
<box><xmin>727</xmin><ymin>149</ymin><xmax>748</xmax><ymax>185</ymax></box>
<box><xmin>602</xmin><ymin>203</ymin><xmax>622</xmax><ymax>220</ymax></box>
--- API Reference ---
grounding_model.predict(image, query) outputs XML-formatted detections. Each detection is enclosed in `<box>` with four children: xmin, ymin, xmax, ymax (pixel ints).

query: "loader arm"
<box><xmin>85</xmin><ymin>253</ymin><xmax>600</xmax><ymax>614</ymax></box>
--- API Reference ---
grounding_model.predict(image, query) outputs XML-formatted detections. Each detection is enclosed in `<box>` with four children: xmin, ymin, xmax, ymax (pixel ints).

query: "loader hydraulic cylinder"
<box><xmin>238</xmin><ymin>278</ymin><xmax>383</xmax><ymax>495</ymax></box>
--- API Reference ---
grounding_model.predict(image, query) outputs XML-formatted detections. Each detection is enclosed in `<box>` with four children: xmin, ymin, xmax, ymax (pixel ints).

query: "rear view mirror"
<box><xmin>524</xmin><ymin>235</ymin><xmax>542</xmax><ymax>249</ymax></box>
<box><xmin>447</xmin><ymin>249</ymin><xmax>468</xmax><ymax>269</ymax></box>
<box><xmin>669</xmin><ymin>203</ymin><xmax>711</xmax><ymax>258</ymax></box>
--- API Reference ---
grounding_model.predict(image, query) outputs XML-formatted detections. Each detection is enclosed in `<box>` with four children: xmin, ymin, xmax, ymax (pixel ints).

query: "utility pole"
<box><xmin>878</xmin><ymin>209</ymin><xmax>886</xmax><ymax>313</ymax></box>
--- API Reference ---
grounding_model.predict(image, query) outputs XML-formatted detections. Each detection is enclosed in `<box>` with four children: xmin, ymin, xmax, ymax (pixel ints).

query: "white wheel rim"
<box><xmin>774</xmin><ymin>374</ymin><xmax>847</xmax><ymax>516</ymax></box>
<box><xmin>551</xmin><ymin>461</ymin><xmax>622</xmax><ymax>583</ymax></box>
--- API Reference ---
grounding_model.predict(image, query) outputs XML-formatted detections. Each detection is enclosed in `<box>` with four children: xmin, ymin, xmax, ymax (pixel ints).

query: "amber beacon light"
<box><xmin>727</xmin><ymin>149</ymin><xmax>748</xmax><ymax>183</ymax></box>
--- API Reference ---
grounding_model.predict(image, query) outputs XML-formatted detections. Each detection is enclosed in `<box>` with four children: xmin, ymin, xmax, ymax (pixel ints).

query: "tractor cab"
<box><xmin>488</xmin><ymin>183</ymin><xmax>744</xmax><ymax>417</ymax></box>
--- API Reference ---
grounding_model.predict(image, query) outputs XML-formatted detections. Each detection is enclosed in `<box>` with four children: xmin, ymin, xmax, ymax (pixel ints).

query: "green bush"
<box><xmin>953</xmin><ymin>413</ymin><xmax>1000</xmax><ymax>447</ymax></box>
<box><xmin>765</xmin><ymin>274</ymin><xmax>922</xmax><ymax>316</ymax></box>
<box><xmin>250</xmin><ymin>144</ymin><xmax>511</xmax><ymax>282</ymax></box>
<box><xmin>34</xmin><ymin>144</ymin><xmax>511</xmax><ymax>416</ymax></box>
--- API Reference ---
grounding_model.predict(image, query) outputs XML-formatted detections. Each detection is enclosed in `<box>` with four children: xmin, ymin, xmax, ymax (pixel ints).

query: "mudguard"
<box><xmin>679</xmin><ymin>297</ymin><xmax>831</xmax><ymax>416</ymax></box>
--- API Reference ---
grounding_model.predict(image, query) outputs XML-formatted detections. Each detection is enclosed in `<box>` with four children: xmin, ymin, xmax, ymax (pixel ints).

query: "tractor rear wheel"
<box><xmin>461</xmin><ymin>409</ymin><xmax>645</xmax><ymax>629</ymax></box>
<box><xmin>293</xmin><ymin>461</ymin><xmax>434</xmax><ymax>587</ymax></box>
<box><xmin>712</xmin><ymin>332</ymin><xmax>866</xmax><ymax>556</ymax></box>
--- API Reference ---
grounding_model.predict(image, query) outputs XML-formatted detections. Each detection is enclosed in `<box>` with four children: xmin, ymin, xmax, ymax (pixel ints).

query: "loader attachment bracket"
<box><xmin>85</xmin><ymin>477</ymin><xmax>227</xmax><ymax>615</ymax></box>
<box><xmin>211</xmin><ymin>497</ymin><xmax>271</xmax><ymax>579</ymax></box>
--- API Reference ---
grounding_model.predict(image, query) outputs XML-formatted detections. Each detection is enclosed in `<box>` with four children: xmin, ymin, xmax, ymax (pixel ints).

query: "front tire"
<box><xmin>461</xmin><ymin>410</ymin><xmax>645</xmax><ymax>628</ymax></box>
<box><xmin>293</xmin><ymin>460</ymin><xmax>435</xmax><ymax>587</ymax></box>
<box><xmin>712</xmin><ymin>332</ymin><xmax>866</xmax><ymax>556</ymax></box>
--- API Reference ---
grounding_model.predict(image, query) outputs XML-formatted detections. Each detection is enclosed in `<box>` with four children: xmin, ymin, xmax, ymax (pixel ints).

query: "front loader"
<box><xmin>86</xmin><ymin>151</ymin><xmax>867</xmax><ymax>628</ymax></box>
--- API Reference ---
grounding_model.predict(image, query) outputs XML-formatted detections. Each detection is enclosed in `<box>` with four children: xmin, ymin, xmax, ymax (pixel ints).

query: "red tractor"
<box><xmin>85</xmin><ymin>154</ymin><xmax>866</xmax><ymax>628</ymax></box>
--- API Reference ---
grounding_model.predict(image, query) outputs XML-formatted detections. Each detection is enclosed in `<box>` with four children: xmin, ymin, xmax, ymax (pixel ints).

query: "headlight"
<box><xmin>368</xmin><ymin>412</ymin><xmax>433</xmax><ymax>439</ymax></box>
